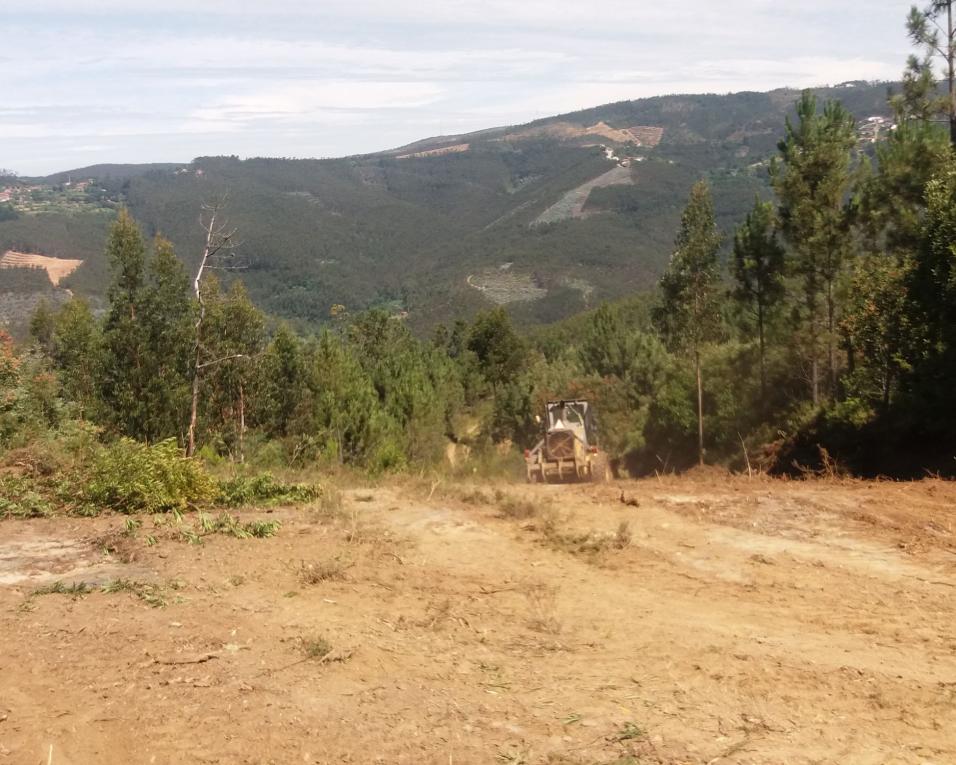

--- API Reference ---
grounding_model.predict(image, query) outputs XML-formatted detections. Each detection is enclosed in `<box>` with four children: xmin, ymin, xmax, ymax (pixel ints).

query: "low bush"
<box><xmin>215</xmin><ymin>473</ymin><xmax>320</xmax><ymax>507</ymax></box>
<box><xmin>0</xmin><ymin>476</ymin><xmax>55</xmax><ymax>518</ymax></box>
<box><xmin>543</xmin><ymin>520</ymin><xmax>632</xmax><ymax>555</ymax></box>
<box><xmin>496</xmin><ymin>492</ymin><xmax>541</xmax><ymax>520</ymax></box>
<box><xmin>84</xmin><ymin>438</ymin><xmax>215</xmax><ymax>514</ymax></box>
<box><xmin>298</xmin><ymin>556</ymin><xmax>350</xmax><ymax>584</ymax></box>
<box><xmin>195</xmin><ymin>511</ymin><xmax>281</xmax><ymax>539</ymax></box>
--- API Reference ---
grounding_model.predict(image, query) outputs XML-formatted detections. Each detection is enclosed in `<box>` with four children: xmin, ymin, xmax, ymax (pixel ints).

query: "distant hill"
<box><xmin>1</xmin><ymin>82</ymin><xmax>894</xmax><ymax>332</ymax></box>
<box><xmin>38</xmin><ymin>163</ymin><xmax>186</xmax><ymax>185</ymax></box>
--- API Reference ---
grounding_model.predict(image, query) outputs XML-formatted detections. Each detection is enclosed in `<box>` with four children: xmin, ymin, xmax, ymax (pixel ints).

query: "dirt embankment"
<box><xmin>2</xmin><ymin>476</ymin><xmax>955</xmax><ymax>764</ymax></box>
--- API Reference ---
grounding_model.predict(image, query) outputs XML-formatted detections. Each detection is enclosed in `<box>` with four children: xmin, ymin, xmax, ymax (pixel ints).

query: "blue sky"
<box><xmin>1</xmin><ymin>1</ymin><xmax>913</xmax><ymax>175</ymax></box>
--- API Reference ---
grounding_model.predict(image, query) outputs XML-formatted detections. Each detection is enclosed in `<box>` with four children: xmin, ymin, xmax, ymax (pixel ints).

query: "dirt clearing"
<box><xmin>2</xmin><ymin>477</ymin><xmax>956</xmax><ymax>764</ymax></box>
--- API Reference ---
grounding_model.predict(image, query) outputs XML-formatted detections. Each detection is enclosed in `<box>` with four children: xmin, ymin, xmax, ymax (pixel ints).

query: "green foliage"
<box><xmin>215</xmin><ymin>473</ymin><xmax>320</xmax><ymax>507</ymax></box>
<box><xmin>100</xmin><ymin>578</ymin><xmax>174</xmax><ymax>608</ymax></box>
<box><xmin>195</xmin><ymin>511</ymin><xmax>281</xmax><ymax>539</ymax></box>
<box><xmin>139</xmin><ymin>236</ymin><xmax>193</xmax><ymax>440</ymax></box>
<box><xmin>99</xmin><ymin>210</ymin><xmax>150</xmax><ymax>436</ymax></box>
<box><xmin>576</xmin><ymin>304</ymin><xmax>671</xmax><ymax>457</ymax></box>
<box><xmin>1</xmin><ymin>67</ymin><xmax>955</xmax><ymax>481</ymax></box>
<box><xmin>732</xmin><ymin>197</ymin><xmax>786</xmax><ymax>395</ymax></box>
<box><xmin>655</xmin><ymin>180</ymin><xmax>723</xmax><ymax>464</ymax></box>
<box><xmin>841</xmin><ymin>256</ymin><xmax>914</xmax><ymax>407</ymax></box>
<box><xmin>0</xmin><ymin>83</ymin><xmax>894</xmax><ymax>333</ymax></box>
<box><xmin>772</xmin><ymin>91</ymin><xmax>858</xmax><ymax>403</ymax></box>
<box><xmin>0</xmin><ymin>476</ymin><xmax>55</xmax><ymax>519</ymax></box>
<box><xmin>656</xmin><ymin>180</ymin><xmax>723</xmax><ymax>354</ymax></box>
<box><xmin>900</xmin><ymin>2</ymin><xmax>956</xmax><ymax>141</ymax></box>
<box><xmin>51</xmin><ymin>298</ymin><xmax>101</xmax><ymax>416</ymax></box>
<box><xmin>0</xmin><ymin>336</ymin><xmax>65</xmax><ymax>447</ymax></box>
<box><xmin>30</xmin><ymin>580</ymin><xmax>92</xmax><ymax>597</ymax></box>
<box><xmin>467</xmin><ymin>308</ymin><xmax>525</xmax><ymax>392</ymax></box>
<box><xmin>84</xmin><ymin>438</ymin><xmax>215</xmax><ymax>514</ymax></box>
<box><xmin>199</xmin><ymin>278</ymin><xmax>266</xmax><ymax>459</ymax></box>
<box><xmin>857</xmin><ymin>116</ymin><xmax>950</xmax><ymax>253</ymax></box>
<box><xmin>0</xmin><ymin>265</ymin><xmax>53</xmax><ymax>294</ymax></box>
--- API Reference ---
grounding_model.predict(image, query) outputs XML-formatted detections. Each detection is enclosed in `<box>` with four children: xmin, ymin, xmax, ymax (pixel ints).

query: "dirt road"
<box><xmin>2</xmin><ymin>476</ymin><xmax>955</xmax><ymax>764</ymax></box>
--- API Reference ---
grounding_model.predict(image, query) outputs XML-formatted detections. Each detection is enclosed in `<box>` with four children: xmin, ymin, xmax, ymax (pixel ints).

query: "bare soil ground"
<box><xmin>2</xmin><ymin>476</ymin><xmax>956</xmax><ymax>764</ymax></box>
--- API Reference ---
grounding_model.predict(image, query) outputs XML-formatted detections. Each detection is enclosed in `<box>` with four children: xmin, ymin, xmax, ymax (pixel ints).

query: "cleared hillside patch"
<box><xmin>534</xmin><ymin>164</ymin><xmax>634</xmax><ymax>225</ymax></box>
<box><xmin>0</xmin><ymin>250</ymin><xmax>83</xmax><ymax>286</ymax></box>
<box><xmin>466</xmin><ymin>266</ymin><xmax>548</xmax><ymax>304</ymax></box>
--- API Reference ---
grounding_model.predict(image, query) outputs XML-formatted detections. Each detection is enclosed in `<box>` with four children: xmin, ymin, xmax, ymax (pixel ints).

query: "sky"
<box><xmin>1</xmin><ymin>1</ymin><xmax>914</xmax><ymax>175</ymax></box>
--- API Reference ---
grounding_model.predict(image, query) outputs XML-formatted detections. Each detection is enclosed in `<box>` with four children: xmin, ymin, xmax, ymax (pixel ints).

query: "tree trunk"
<box><xmin>757</xmin><ymin>301</ymin><xmax>766</xmax><ymax>400</ymax></box>
<box><xmin>695</xmin><ymin>348</ymin><xmax>704</xmax><ymax>467</ymax></box>
<box><xmin>187</xmin><ymin>333</ymin><xmax>202</xmax><ymax>457</ymax></box>
<box><xmin>825</xmin><ymin>264</ymin><xmax>836</xmax><ymax>400</ymax></box>
<box><xmin>238</xmin><ymin>380</ymin><xmax>246</xmax><ymax>464</ymax></box>
<box><xmin>949</xmin><ymin>1</ymin><xmax>956</xmax><ymax>148</ymax></box>
<box><xmin>186</xmin><ymin>274</ymin><xmax>207</xmax><ymax>458</ymax></box>
<box><xmin>186</xmin><ymin>204</ymin><xmax>223</xmax><ymax>457</ymax></box>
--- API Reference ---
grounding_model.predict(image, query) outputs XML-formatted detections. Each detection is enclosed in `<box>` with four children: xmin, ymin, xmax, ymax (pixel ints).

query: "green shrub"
<box><xmin>0</xmin><ymin>476</ymin><xmax>55</xmax><ymax>518</ymax></box>
<box><xmin>215</xmin><ymin>473</ymin><xmax>320</xmax><ymax>507</ymax></box>
<box><xmin>194</xmin><ymin>511</ymin><xmax>281</xmax><ymax>539</ymax></box>
<box><xmin>85</xmin><ymin>438</ymin><xmax>215</xmax><ymax>514</ymax></box>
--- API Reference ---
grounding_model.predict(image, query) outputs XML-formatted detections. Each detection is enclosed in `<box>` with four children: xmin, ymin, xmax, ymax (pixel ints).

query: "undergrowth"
<box><xmin>1</xmin><ymin>438</ymin><xmax>320</xmax><ymax>519</ymax></box>
<box><xmin>543</xmin><ymin>520</ymin><xmax>632</xmax><ymax>555</ymax></box>
<box><xmin>24</xmin><ymin>578</ymin><xmax>179</xmax><ymax>608</ymax></box>
<box><xmin>189</xmin><ymin>511</ymin><xmax>281</xmax><ymax>541</ymax></box>
<box><xmin>0</xmin><ymin>476</ymin><xmax>56</xmax><ymax>518</ymax></box>
<box><xmin>85</xmin><ymin>438</ymin><xmax>215</xmax><ymax>514</ymax></box>
<box><xmin>215</xmin><ymin>473</ymin><xmax>320</xmax><ymax>507</ymax></box>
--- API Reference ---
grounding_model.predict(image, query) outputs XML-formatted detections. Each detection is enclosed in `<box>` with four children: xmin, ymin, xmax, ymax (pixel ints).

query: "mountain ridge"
<box><xmin>1</xmin><ymin>81</ymin><xmax>896</xmax><ymax>334</ymax></box>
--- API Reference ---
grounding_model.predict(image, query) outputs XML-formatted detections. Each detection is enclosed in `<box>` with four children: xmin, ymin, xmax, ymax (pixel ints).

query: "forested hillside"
<box><xmin>2</xmin><ymin>82</ymin><xmax>893</xmax><ymax>333</ymax></box>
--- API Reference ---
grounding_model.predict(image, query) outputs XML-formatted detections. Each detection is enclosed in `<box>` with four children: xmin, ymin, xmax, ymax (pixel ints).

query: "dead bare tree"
<box><xmin>186</xmin><ymin>199</ymin><xmax>241</xmax><ymax>457</ymax></box>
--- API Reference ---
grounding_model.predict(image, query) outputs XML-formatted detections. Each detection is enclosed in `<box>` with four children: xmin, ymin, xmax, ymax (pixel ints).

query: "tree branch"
<box><xmin>197</xmin><ymin>353</ymin><xmax>249</xmax><ymax>370</ymax></box>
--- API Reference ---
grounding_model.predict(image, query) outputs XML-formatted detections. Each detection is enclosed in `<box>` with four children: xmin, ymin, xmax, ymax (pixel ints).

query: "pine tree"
<box><xmin>466</xmin><ymin>308</ymin><xmax>524</xmax><ymax>396</ymax></box>
<box><xmin>732</xmin><ymin>198</ymin><xmax>786</xmax><ymax>398</ymax></box>
<box><xmin>857</xmin><ymin>115</ymin><xmax>951</xmax><ymax>255</ymax></box>
<box><xmin>911</xmin><ymin>163</ymin><xmax>956</xmax><ymax>367</ymax></box>
<box><xmin>771</xmin><ymin>92</ymin><xmax>857</xmax><ymax>404</ymax></box>
<box><xmin>655</xmin><ymin>180</ymin><xmax>722</xmax><ymax>466</ymax></box>
<box><xmin>901</xmin><ymin>2</ymin><xmax>956</xmax><ymax>145</ymax></box>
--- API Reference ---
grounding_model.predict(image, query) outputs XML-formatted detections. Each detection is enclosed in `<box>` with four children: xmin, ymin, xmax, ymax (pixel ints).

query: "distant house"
<box><xmin>858</xmin><ymin>115</ymin><xmax>895</xmax><ymax>144</ymax></box>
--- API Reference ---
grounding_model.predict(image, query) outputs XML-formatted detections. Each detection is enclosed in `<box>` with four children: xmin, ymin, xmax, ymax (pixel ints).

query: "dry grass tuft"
<box><xmin>298</xmin><ymin>557</ymin><xmax>350</xmax><ymax>584</ymax></box>
<box><xmin>301</xmin><ymin>635</ymin><xmax>334</xmax><ymax>659</ymax></box>
<box><xmin>523</xmin><ymin>582</ymin><xmax>561</xmax><ymax>634</ymax></box>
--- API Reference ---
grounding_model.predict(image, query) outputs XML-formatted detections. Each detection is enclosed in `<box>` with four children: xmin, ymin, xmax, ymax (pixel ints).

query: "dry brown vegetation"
<box><xmin>2</xmin><ymin>476</ymin><xmax>956</xmax><ymax>763</ymax></box>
